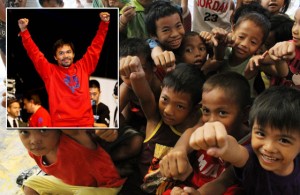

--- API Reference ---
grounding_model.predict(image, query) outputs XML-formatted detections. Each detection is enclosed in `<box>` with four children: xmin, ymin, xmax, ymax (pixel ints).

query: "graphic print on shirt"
<box><xmin>196</xmin><ymin>0</ymin><xmax>229</xmax><ymax>22</ymax></box>
<box><xmin>64</xmin><ymin>74</ymin><xmax>80</xmax><ymax>93</ymax></box>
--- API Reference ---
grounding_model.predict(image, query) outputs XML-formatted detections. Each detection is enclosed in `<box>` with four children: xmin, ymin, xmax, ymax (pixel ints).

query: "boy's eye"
<box><xmin>176</xmin><ymin>23</ymin><xmax>183</xmax><ymax>29</ymax></box>
<box><xmin>251</xmin><ymin>40</ymin><xmax>257</xmax><ymax>45</ymax></box>
<box><xmin>254</xmin><ymin>130</ymin><xmax>265</xmax><ymax>138</ymax></box>
<box><xmin>202</xmin><ymin>108</ymin><xmax>209</xmax><ymax>114</ymax></box>
<box><xmin>185</xmin><ymin>47</ymin><xmax>193</xmax><ymax>53</ymax></box>
<box><xmin>219</xmin><ymin>111</ymin><xmax>227</xmax><ymax>117</ymax></box>
<box><xmin>40</xmin><ymin>129</ymin><xmax>47</xmax><ymax>133</ymax></box>
<box><xmin>279</xmin><ymin>138</ymin><xmax>291</xmax><ymax>145</ymax></box>
<box><xmin>199</xmin><ymin>47</ymin><xmax>206</xmax><ymax>51</ymax></box>
<box><xmin>176</xmin><ymin>104</ymin><xmax>185</xmax><ymax>110</ymax></box>
<box><xmin>19</xmin><ymin>130</ymin><xmax>29</xmax><ymax>135</ymax></box>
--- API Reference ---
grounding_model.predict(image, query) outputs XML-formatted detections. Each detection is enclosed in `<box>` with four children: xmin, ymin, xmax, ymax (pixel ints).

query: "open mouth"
<box><xmin>261</xmin><ymin>153</ymin><xmax>278</xmax><ymax>163</ymax></box>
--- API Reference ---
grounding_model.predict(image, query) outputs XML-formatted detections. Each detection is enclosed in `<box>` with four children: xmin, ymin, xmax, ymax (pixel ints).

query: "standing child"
<box><xmin>207</xmin><ymin>12</ymin><xmax>271</xmax><ymax>97</ymax></box>
<box><xmin>190</xmin><ymin>86</ymin><xmax>300</xmax><ymax>194</ymax></box>
<box><xmin>159</xmin><ymin>71</ymin><xmax>251</xmax><ymax>195</ymax></box>
<box><xmin>19</xmin><ymin>130</ymin><xmax>125</xmax><ymax>195</ymax></box>
<box><xmin>120</xmin><ymin>57</ymin><xmax>205</xmax><ymax>194</ymax></box>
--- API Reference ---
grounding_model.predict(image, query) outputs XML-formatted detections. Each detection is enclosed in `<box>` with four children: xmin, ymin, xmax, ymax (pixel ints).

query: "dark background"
<box><xmin>6</xmin><ymin>8</ymin><xmax>118</xmax><ymax>121</ymax></box>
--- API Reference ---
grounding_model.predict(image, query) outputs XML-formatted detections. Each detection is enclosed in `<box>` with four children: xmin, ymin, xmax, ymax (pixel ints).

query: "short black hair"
<box><xmin>162</xmin><ymin>63</ymin><xmax>205</xmax><ymax>106</ymax></box>
<box><xmin>7</xmin><ymin>98</ymin><xmax>20</xmax><ymax>107</ymax></box>
<box><xmin>203</xmin><ymin>71</ymin><xmax>251</xmax><ymax>109</ymax></box>
<box><xmin>53</xmin><ymin>39</ymin><xmax>75</xmax><ymax>56</ymax></box>
<box><xmin>270</xmin><ymin>14</ymin><xmax>293</xmax><ymax>43</ymax></box>
<box><xmin>145</xmin><ymin>0</ymin><xmax>183</xmax><ymax>37</ymax></box>
<box><xmin>249</xmin><ymin>86</ymin><xmax>300</xmax><ymax>134</ymax></box>
<box><xmin>39</xmin><ymin>0</ymin><xmax>64</xmax><ymax>6</ymax></box>
<box><xmin>23</xmin><ymin>93</ymin><xmax>42</xmax><ymax>105</ymax></box>
<box><xmin>89</xmin><ymin>79</ymin><xmax>100</xmax><ymax>89</ymax></box>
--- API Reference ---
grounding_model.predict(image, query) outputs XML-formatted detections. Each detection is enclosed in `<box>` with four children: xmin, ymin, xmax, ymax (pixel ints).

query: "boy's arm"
<box><xmin>160</xmin><ymin>122</ymin><xmax>202</xmax><ymax>181</ymax></box>
<box><xmin>120</xmin><ymin>55</ymin><xmax>158</xmax><ymax>121</ymax></box>
<box><xmin>61</xmin><ymin>130</ymin><xmax>96</xmax><ymax>150</ymax></box>
<box><xmin>189</xmin><ymin>121</ymin><xmax>249</xmax><ymax>168</ymax></box>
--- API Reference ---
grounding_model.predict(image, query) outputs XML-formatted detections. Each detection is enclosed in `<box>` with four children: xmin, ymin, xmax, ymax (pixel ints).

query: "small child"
<box><xmin>145</xmin><ymin>0</ymin><xmax>185</xmax><ymax>72</ymax></box>
<box><xmin>208</xmin><ymin>12</ymin><xmax>271</xmax><ymax>97</ymax></box>
<box><xmin>159</xmin><ymin>71</ymin><xmax>251</xmax><ymax>195</ymax></box>
<box><xmin>19</xmin><ymin>130</ymin><xmax>125</xmax><ymax>195</ymax></box>
<box><xmin>190</xmin><ymin>86</ymin><xmax>300</xmax><ymax>194</ymax></box>
<box><xmin>120</xmin><ymin>57</ymin><xmax>205</xmax><ymax>193</ymax></box>
<box><xmin>260</xmin><ymin>0</ymin><xmax>290</xmax><ymax>15</ymax></box>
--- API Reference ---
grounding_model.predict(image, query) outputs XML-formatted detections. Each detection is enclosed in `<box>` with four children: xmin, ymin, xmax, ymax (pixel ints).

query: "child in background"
<box><xmin>159</xmin><ymin>71</ymin><xmax>251</xmax><ymax>195</ymax></box>
<box><xmin>260</xmin><ymin>0</ymin><xmax>290</xmax><ymax>15</ymax></box>
<box><xmin>120</xmin><ymin>57</ymin><xmax>205</xmax><ymax>194</ymax></box>
<box><xmin>190</xmin><ymin>86</ymin><xmax>300</xmax><ymax>194</ymax></box>
<box><xmin>207</xmin><ymin>12</ymin><xmax>271</xmax><ymax>97</ymax></box>
<box><xmin>19</xmin><ymin>130</ymin><xmax>125</xmax><ymax>195</ymax></box>
<box><xmin>177</xmin><ymin>31</ymin><xmax>219</xmax><ymax>76</ymax></box>
<box><xmin>38</xmin><ymin>0</ymin><xmax>64</xmax><ymax>7</ymax></box>
<box><xmin>145</xmin><ymin>0</ymin><xmax>185</xmax><ymax>73</ymax></box>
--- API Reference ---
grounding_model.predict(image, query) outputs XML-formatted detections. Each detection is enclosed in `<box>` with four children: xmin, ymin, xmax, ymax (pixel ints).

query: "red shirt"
<box><xmin>29</xmin><ymin>133</ymin><xmax>125</xmax><ymax>188</ymax></box>
<box><xmin>20</xmin><ymin>22</ymin><xmax>109</xmax><ymax>127</ymax></box>
<box><xmin>28</xmin><ymin>106</ymin><xmax>52</xmax><ymax>127</ymax></box>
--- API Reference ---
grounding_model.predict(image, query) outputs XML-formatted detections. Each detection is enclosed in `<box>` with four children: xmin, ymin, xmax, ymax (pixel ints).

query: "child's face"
<box><xmin>292</xmin><ymin>9</ymin><xmax>300</xmax><ymax>47</ymax></box>
<box><xmin>201</xmin><ymin>88</ymin><xmax>244</xmax><ymax>138</ymax></box>
<box><xmin>159</xmin><ymin>87</ymin><xmax>193</xmax><ymax>126</ymax></box>
<box><xmin>232</xmin><ymin>20</ymin><xmax>264</xmax><ymax>60</ymax></box>
<box><xmin>154</xmin><ymin>13</ymin><xmax>185</xmax><ymax>50</ymax></box>
<box><xmin>181</xmin><ymin>35</ymin><xmax>207</xmax><ymax>67</ymax></box>
<box><xmin>42</xmin><ymin>0</ymin><xmax>64</xmax><ymax>7</ymax></box>
<box><xmin>19</xmin><ymin>130</ymin><xmax>60</xmax><ymax>156</ymax></box>
<box><xmin>251</xmin><ymin>120</ymin><xmax>300</xmax><ymax>176</ymax></box>
<box><xmin>261</xmin><ymin>0</ymin><xmax>284</xmax><ymax>14</ymax></box>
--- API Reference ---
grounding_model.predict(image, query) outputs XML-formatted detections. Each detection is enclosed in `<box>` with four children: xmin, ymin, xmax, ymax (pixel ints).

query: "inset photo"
<box><xmin>6</xmin><ymin>8</ymin><xmax>119</xmax><ymax>129</ymax></box>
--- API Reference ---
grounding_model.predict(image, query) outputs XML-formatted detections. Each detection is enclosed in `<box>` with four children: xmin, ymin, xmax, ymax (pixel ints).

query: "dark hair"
<box><xmin>249</xmin><ymin>86</ymin><xmax>300</xmax><ymax>134</ymax></box>
<box><xmin>89</xmin><ymin>79</ymin><xmax>100</xmax><ymax>89</ymax></box>
<box><xmin>203</xmin><ymin>71</ymin><xmax>251</xmax><ymax>109</ymax></box>
<box><xmin>234</xmin><ymin>12</ymin><xmax>271</xmax><ymax>44</ymax></box>
<box><xmin>232</xmin><ymin>2</ymin><xmax>270</xmax><ymax>25</ymax></box>
<box><xmin>53</xmin><ymin>39</ymin><xmax>75</xmax><ymax>56</ymax></box>
<box><xmin>119</xmin><ymin>37</ymin><xmax>153</xmax><ymax>69</ymax></box>
<box><xmin>39</xmin><ymin>0</ymin><xmax>64</xmax><ymax>6</ymax></box>
<box><xmin>162</xmin><ymin>63</ymin><xmax>205</xmax><ymax>106</ymax></box>
<box><xmin>7</xmin><ymin>98</ymin><xmax>20</xmax><ymax>107</ymax></box>
<box><xmin>144</xmin><ymin>0</ymin><xmax>183</xmax><ymax>37</ymax></box>
<box><xmin>113</xmin><ymin>81</ymin><xmax>118</xmax><ymax>96</ymax></box>
<box><xmin>270</xmin><ymin>14</ymin><xmax>293</xmax><ymax>43</ymax></box>
<box><xmin>23</xmin><ymin>93</ymin><xmax>42</xmax><ymax>105</ymax></box>
<box><xmin>280</xmin><ymin>0</ymin><xmax>291</xmax><ymax>14</ymax></box>
<box><xmin>178</xmin><ymin>31</ymin><xmax>213</xmax><ymax>59</ymax></box>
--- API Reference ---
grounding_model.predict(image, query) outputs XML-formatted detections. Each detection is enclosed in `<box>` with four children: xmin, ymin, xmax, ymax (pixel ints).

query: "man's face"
<box><xmin>23</xmin><ymin>99</ymin><xmax>34</xmax><ymax>113</ymax></box>
<box><xmin>7</xmin><ymin>102</ymin><xmax>20</xmax><ymax>118</ymax></box>
<box><xmin>54</xmin><ymin>45</ymin><xmax>75</xmax><ymax>68</ymax></box>
<box><xmin>89</xmin><ymin>87</ymin><xmax>100</xmax><ymax>104</ymax></box>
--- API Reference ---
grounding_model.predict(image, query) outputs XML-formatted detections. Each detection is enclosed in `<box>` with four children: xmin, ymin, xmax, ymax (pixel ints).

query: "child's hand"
<box><xmin>244</xmin><ymin>52</ymin><xmax>267</xmax><ymax>79</ymax></box>
<box><xmin>200</xmin><ymin>31</ymin><xmax>213</xmax><ymax>45</ymax></box>
<box><xmin>189</xmin><ymin>121</ymin><xmax>229</xmax><ymax>158</ymax></box>
<box><xmin>152</xmin><ymin>49</ymin><xmax>176</xmax><ymax>73</ymax></box>
<box><xmin>211</xmin><ymin>27</ymin><xmax>229</xmax><ymax>47</ymax></box>
<box><xmin>171</xmin><ymin>186</ymin><xmax>200</xmax><ymax>195</ymax></box>
<box><xmin>268</xmin><ymin>41</ymin><xmax>295</xmax><ymax>61</ymax></box>
<box><xmin>95</xmin><ymin>129</ymin><xmax>118</xmax><ymax>142</ymax></box>
<box><xmin>18</xmin><ymin>18</ymin><xmax>29</xmax><ymax>32</ymax></box>
<box><xmin>159</xmin><ymin>149</ymin><xmax>192</xmax><ymax>181</ymax></box>
<box><xmin>100</xmin><ymin>12</ymin><xmax>110</xmax><ymax>22</ymax></box>
<box><xmin>120</xmin><ymin>5</ymin><xmax>136</xmax><ymax>25</ymax></box>
<box><xmin>120</xmin><ymin>55</ymin><xmax>145</xmax><ymax>80</ymax></box>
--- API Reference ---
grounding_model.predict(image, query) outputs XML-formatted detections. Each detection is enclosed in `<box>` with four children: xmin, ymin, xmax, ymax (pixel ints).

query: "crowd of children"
<box><xmin>3</xmin><ymin>0</ymin><xmax>300</xmax><ymax>194</ymax></box>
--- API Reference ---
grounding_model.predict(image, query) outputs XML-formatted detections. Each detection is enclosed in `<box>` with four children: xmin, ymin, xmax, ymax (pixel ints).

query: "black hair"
<box><xmin>270</xmin><ymin>14</ymin><xmax>293</xmax><ymax>43</ymax></box>
<box><xmin>232</xmin><ymin>2</ymin><xmax>270</xmax><ymax>25</ymax></box>
<box><xmin>53</xmin><ymin>39</ymin><xmax>75</xmax><ymax>56</ymax></box>
<box><xmin>144</xmin><ymin>0</ymin><xmax>183</xmax><ymax>37</ymax></box>
<box><xmin>89</xmin><ymin>79</ymin><xmax>100</xmax><ymax>89</ymax></box>
<box><xmin>39</xmin><ymin>0</ymin><xmax>64</xmax><ymax>6</ymax></box>
<box><xmin>162</xmin><ymin>63</ymin><xmax>205</xmax><ymax>106</ymax></box>
<box><xmin>280</xmin><ymin>0</ymin><xmax>291</xmax><ymax>14</ymax></box>
<box><xmin>113</xmin><ymin>81</ymin><xmax>118</xmax><ymax>96</ymax></box>
<box><xmin>249</xmin><ymin>86</ymin><xmax>300</xmax><ymax>134</ymax></box>
<box><xmin>119</xmin><ymin>37</ymin><xmax>153</xmax><ymax>69</ymax></box>
<box><xmin>234</xmin><ymin>11</ymin><xmax>271</xmax><ymax>45</ymax></box>
<box><xmin>23</xmin><ymin>93</ymin><xmax>42</xmax><ymax>105</ymax></box>
<box><xmin>203</xmin><ymin>71</ymin><xmax>251</xmax><ymax>109</ymax></box>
